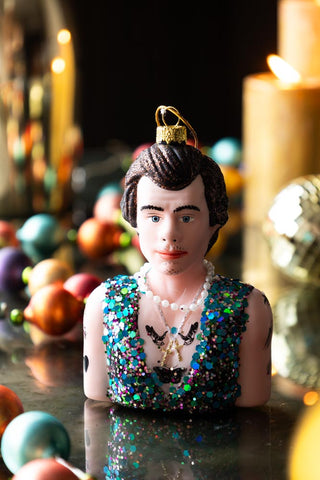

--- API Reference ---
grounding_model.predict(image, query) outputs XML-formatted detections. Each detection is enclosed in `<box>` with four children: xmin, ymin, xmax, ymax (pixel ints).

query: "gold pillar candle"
<box><xmin>278</xmin><ymin>0</ymin><xmax>320</xmax><ymax>78</ymax></box>
<box><xmin>242</xmin><ymin>72</ymin><xmax>320</xmax><ymax>226</ymax></box>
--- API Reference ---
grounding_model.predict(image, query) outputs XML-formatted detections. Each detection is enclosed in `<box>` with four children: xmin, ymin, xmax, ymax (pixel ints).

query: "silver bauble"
<box><xmin>264</xmin><ymin>174</ymin><xmax>320</xmax><ymax>285</ymax></box>
<box><xmin>273</xmin><ymin>287</ymin><xmax>320</xmax><ymax>388</ymax></box>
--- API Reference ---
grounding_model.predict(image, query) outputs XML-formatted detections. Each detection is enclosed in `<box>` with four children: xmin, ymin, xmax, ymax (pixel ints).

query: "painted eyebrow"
<box><xmin>140</xmin><ymin>205</ymin><xmax>164</xmax><ymax>212</ymax></box>
<box><xmin>173</xmin><ymin>205</ymin><xmax>200</xmax><ymax>213</ymax></box>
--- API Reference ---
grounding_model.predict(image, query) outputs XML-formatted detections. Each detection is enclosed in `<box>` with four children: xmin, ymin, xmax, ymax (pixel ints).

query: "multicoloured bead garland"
<box><xmin>134</xmin><ymin>259</ymin><xmax>215</xmax><ymax>313</ymax></box>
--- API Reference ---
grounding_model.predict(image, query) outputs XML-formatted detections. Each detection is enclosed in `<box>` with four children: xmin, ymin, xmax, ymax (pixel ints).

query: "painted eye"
<box><xmin>151</xmin><ymin>215</ymin><xmax>160</xmax><ymax>223</ymax></box>
<box><xmin>181</xmin><ymin>215</ymin><xmax>192</xmax><ymax>223</ymax></box>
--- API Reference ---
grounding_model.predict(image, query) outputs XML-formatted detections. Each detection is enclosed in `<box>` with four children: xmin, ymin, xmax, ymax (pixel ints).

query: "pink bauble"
<box><xmin>63</xmin><ymin>272</ymin><xmax>101</xmax><ymax>301</ymax></box>
<box><xmin>12</xmin><ymin>459</ymin><xmax>78</xmax><ymax>480</ymax></box>
<box><xmin>93</xmin><ymin>191</ymin><xmax>122</xmax><ymax>224</ymax></box>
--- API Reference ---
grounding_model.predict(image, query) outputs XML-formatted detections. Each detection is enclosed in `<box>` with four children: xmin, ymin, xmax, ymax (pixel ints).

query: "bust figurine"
<box><xmin>83</xmin><ymin>106</ymin><xmax>273</xmax><ymax>413</ymax></box>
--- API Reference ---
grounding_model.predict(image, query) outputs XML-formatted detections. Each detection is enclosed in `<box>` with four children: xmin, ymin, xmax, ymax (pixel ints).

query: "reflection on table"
<box><xmin>0</xmin><ymin>239</ymin><xmax>318</xmax><ymax>480</ymax></box>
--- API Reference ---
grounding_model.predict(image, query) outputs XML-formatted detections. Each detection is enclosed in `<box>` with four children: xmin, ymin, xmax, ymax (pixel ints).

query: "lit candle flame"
<box><xmin>267</xmin><ymin>54</ymin><xmax>301</xmax><ymax>84</ymax></box>
<box><xmin>57</xmin><ymin>29</ymin><xmax>71</xmax><ymax>45</ymax></box>
<box><xmin>303</xmin><ymin>391</ymin><xmax>319</xmax><ymax>407</ymax></box>
<box><xmin>51</xmin><ymin>57</ymin><xmax>66</xmax><ymax>74</ymax></box>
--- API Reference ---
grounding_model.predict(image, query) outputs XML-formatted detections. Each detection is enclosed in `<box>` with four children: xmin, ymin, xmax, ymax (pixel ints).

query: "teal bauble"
<box><xmin>210</xmin><ymin>137</ymin><xmax>242</xmax><ymax>167</ymax></box>
<box><xmin>17</xmin><ymin>214</ymin><xmax>64</xmax><ymax>260</ymax></box>
<box><xmin>1</xmin><ymin>411</ymin><xmax>70</xmax><ymax>474</ymax></box>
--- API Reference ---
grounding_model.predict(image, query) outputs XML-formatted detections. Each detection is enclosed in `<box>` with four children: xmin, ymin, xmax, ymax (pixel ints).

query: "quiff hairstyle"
<box><xmin>120</xmin><ymin>143</ymin><xmax>228</xmax><ymax>251</ymax></box>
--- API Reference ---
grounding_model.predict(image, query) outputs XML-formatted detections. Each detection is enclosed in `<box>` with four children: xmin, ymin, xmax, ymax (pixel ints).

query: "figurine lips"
<box><xmin>156</xmin><ymin>249</ymin><xmax>187</xmax><ymax>259</ymax></box>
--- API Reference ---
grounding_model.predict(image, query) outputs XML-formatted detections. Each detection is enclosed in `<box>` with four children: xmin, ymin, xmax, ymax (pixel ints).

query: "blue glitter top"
<box><xmin>102</xmin><ymin>274</ymin><xmax>253</xmax><ymax>413</ymax></box>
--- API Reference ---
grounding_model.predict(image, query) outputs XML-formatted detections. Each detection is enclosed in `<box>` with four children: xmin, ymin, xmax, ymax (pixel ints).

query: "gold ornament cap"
<box><xmin>155</xmin><ymin>105</ymin><xmax>198</xmax><ymax>148</ymax></box>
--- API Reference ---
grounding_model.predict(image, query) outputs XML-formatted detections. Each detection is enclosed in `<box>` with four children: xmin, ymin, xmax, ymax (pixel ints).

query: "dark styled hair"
<box><xmin>120</xmin><ymin>143</ymin><xmax>228</xmax><ymax>251</ymax></box>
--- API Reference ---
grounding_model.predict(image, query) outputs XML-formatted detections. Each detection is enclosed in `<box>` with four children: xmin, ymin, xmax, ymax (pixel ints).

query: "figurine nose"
<box><xmin>161</xmin><ymin>217</ymin><xmax>178</xmax><ymax>243</ymax></box>
<box><xmin>162</xmin><ymin>238</ymin><xmax>176</xmax><ymax>242</ymax></box>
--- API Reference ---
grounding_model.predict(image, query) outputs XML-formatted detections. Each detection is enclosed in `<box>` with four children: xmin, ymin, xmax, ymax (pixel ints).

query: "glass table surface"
<box><xmin>0</xmin><ymin>277</ymin><xmax>311</xmax><ymax>480</ymax></box>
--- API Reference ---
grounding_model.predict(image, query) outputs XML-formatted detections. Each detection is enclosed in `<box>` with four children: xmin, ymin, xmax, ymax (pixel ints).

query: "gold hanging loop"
<box><xmin>155</xmin><ymin>105</ymin><xmax>198</xmax><ymax>149</ymax></box>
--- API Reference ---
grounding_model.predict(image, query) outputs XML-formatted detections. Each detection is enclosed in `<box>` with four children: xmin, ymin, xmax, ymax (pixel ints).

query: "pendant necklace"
<box><xmin>155</xmin><ymin>291</ymin><xmax>201</xmax><ymax>367</ymax></box>
<box><xmin>136</xmin><ymin>260</ymin><xmax>215</xmax><ymax>367</ymax></box>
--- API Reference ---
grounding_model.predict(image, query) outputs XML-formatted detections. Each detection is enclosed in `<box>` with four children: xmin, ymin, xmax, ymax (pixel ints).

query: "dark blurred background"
<box><xmin>67</xmin><ymin>1</ymin><xmax>277</xmax><ymax>149</ymax></box>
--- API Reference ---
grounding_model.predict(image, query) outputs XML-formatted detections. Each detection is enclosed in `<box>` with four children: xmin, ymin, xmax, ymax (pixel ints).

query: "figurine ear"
<box><xmin>210</xmin><ymin>224</ymin><xmax>221</xmax><ymax>235</ymax></box>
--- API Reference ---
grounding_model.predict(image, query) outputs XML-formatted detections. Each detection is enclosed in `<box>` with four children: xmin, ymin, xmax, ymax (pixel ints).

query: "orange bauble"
<box><xmin>77</xmin><ymin>217</ymin><xmax>122</xmax><ymax>259</ymax></box>
<box><xmin>219</xmin><ymin>165</ymin><xmax>244</xmax><ymax>197</ymax></box>
<box><xmin>27</xmin><ymin>258</ymin><xmax>74</xmax><ymax>296</ymax></box>
<box><xmin>12</xmin><ymin>459</ymin><xmax>79</xmax><ymax>480</ymax></box>
<box><xmin>0</xmin><ymin>385</ymin><xmax>24</xmax><ymax>439</ymax></box>
<box><xmin>23</xmin><ymin>284</ymin><xmax>84</xmax><ymax>336</ymax></box>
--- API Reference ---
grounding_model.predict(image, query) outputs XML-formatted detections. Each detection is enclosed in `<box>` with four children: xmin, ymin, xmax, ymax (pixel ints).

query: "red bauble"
<box><xmin>0</xmin><ymin>386</ymin><xmax>24</xmax><ymax>439</ymax></box>
<box><xmin>63</xmin><ymin>272</ymin><xmax>101</xmax><ymax>301</ymax></box>
<box><xmin>132</xmin><ymin>142</ymin><xmax>153</xmax><ymax>160</ymax></box>
<box><xmin>77</xmin><ymin>218</ymin><xmax>122</xmax><ymax>259</ymax></box>
<box><xmin>12</xmin><ymin>459</ymin><xmax>78</xmax><ymax>480</ymax></box>
<box><xmin>0</xmin><ymin>221</ymin><xmax>19</xmax><ymax>248</ymax></box>
<box><xmin>24</xmin><ymin>284</ymin><xmax>84</xmax><ymax>336</ymax></box>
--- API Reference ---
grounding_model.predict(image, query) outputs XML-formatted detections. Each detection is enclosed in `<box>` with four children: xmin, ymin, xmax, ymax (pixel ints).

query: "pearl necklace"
<box><xmin>135</xmin><ymin>259</ymin><xmax>215</xmax><ymax>314</ymax></box>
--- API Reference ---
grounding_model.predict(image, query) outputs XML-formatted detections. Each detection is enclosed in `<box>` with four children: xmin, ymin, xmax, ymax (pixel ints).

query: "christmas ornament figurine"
<box><xmin>83</xmin><ymin>106</ymin><xmax>273</xmax><ymax>412</ymax></box>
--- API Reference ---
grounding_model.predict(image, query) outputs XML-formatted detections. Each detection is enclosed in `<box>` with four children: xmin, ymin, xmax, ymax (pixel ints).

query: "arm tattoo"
<box><xmin>266</xmin><ymin>359</ymin><xmax>271</xmax><ymax>375</ymax></box>
<box><xmin>264</xmin><ymin>325</ymin><xmax>273</xmax><ymax>349</ymax></box>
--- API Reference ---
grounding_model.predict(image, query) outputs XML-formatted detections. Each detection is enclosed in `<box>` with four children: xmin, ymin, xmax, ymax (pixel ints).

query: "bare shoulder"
<box><xmin>245</xmin><ymin>287</ymin><xmax>273</xmax><ymax>340</ymax></box>
<box><xmin>83</xmin><ymin>282</ymin><xmax>110</xmax><ymax>401</ymax></box>
<box><xmin>235</xmin><ymin>287</ymin><xmax>273</xmax><ymax>407</ymax></box>
<box><xmin>83</xmin><ymin>283</ymin><xmax>106</xmax><ymax>328</ymax></box>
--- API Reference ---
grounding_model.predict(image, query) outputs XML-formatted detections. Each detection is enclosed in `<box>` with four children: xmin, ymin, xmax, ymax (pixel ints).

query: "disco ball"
<box><xmin>264</xmin><ymin>175</ymin><xmax>320</xmax><ymax>285</ymax></box>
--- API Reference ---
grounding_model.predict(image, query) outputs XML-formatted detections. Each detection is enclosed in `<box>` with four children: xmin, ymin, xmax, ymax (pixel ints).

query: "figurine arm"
<box><xmin>83</xmin><ymin>283</ymin><xmax>110</xmax><ymax>402</ymax></box>
<box><xmin>235</xmin><ymin>288</ymin><xmax>273</xmax><ymax>407</ymax></box>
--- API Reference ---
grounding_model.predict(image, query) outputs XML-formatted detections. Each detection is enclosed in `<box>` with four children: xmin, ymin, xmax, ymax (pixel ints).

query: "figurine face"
<box><xmin>136</xmin><ymin>175</ymin><xmax>218</xmax><ymax>276</ymax></box>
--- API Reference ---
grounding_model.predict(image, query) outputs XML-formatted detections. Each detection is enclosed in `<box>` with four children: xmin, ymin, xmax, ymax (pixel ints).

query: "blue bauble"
<box><xmin>96</xmin><ymin>182</ymin><xmax>122</xmax><ymax>200</ymax></box>
<box><xmin>211</xmin><ymin>137</ymin><xmax>242</xmax><ymax>167</ymax></box>
<box><xmin>17</xmin><ymin>214</ymin><xmax>64</xmax><ymax>257</ymax></box>
<box><xmin>0</xmin><ymin>247</ymin><xmax>32</xmax><ymax>291</ymax></box>
<box><xmin>1</xmin><ymin>411</ymin><xmax>70</xmax><ymax>474</ymax></box>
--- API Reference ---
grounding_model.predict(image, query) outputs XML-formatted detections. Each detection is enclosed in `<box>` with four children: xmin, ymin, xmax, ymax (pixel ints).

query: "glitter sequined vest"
<box><xmin>102</xmin><ymin>274</ymin><xmax>253</xmax><ymax>413</ymax></box>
